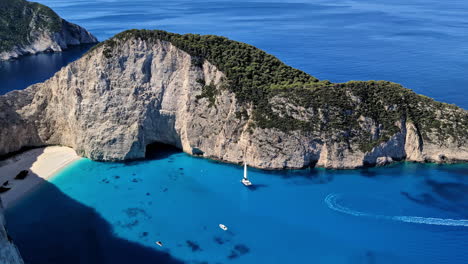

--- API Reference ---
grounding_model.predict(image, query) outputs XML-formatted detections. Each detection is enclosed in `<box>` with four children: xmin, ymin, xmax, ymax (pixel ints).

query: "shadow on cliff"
<box><xmin>2</xmin><ymin>149</ymin><xmax>185</xmax><ymax>264</ymax></box>
<box><xmin>144</xmin><ymin>142</ymin><xmax>181</xmax><ymax>161</ymax></box>
<box><xmin>123</xmin><ymin>142</ymin><xmax>182</xmax><ymax>166</ymax></box>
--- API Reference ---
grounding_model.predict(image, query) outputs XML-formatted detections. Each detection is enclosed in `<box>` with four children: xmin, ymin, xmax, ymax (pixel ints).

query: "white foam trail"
<box><xmin>325</xmin><ymin>193</ymin><xmax>468</xmax><ymax>227</ymax></box>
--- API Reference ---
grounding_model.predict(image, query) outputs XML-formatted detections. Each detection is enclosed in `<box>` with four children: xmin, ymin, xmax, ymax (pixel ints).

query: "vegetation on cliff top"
<box><xmin>93</xmin><ymin>29</ymin><xmax>467</xmax><ymax>152</ymax></box>
<box><xmin>0</xmin><ymin>0</ymin><xmax>62</xmax><ymax>52</ymax></box>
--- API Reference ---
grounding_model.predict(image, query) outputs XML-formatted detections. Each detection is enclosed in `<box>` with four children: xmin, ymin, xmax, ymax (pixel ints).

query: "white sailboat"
<box><xmin>241</xmin><ymin>163</ymin><xmax>252</xmax><ymax>186</ymax></box>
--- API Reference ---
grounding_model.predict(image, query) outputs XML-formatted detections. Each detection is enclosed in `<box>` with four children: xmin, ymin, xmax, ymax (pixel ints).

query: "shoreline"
<box><xmin>0</xmin><ymin>146</ymin><xmax>81</xmax><ymax>209</ymax></box>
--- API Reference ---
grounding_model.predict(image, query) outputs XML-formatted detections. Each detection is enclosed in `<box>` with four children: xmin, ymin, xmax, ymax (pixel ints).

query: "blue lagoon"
<box><xmin>6</xmin><ymin>146</ymin><xmax>468</xmax><ymax>263</ymax></box>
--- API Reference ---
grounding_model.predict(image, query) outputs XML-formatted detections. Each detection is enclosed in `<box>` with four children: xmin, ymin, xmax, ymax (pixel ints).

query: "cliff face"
<box><xmin>0</xmin><ymin>31</ymin><xmax>467</xmax><ymax>169</ymax></box>
<box><xmin>0</xmin><ymin>199</ymin><xmax>24</xmax><ymax>264</ymax></box>
<box><xmin>0</xmin><ymin>0</ymin><xmax>97</xmax><ymax>60</ymax></box>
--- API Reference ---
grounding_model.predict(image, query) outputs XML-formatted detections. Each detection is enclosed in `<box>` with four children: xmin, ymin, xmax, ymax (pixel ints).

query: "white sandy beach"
<box><xmin>0</xmin><ymin>146</ymin><xmax>81</xmax><ymax>208</ymax></box>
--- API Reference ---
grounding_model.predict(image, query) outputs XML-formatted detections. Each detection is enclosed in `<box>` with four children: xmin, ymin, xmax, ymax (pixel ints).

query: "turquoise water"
<box><xmin>6</xmin><ymin>146</ymin><xmax>468</xmax><ymax>263</ymax></box>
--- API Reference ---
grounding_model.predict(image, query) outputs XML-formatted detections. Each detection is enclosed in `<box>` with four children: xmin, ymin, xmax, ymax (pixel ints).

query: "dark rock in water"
<box><xmin>118</xmin><ymin>220</ymin><xmax>139</xmax><ymax>229</ymax></box>
<box><xmin>186</xmin><ymin>240</ymin><xmax>202</xmax><ymax>252</ymax></box>
<box><xmin>146</xmin><ymin>192</ymin><xmax>151</xmax><ymax>196</ymax></box>
<box><xmin>169</xmin><ymin>174</ymin><xmax>178</xmax><ymax>181</ymax></box>
<box><xmin>227</xmin><ymin>250</ymin><xmax>239</xmax><ymax>259</ymax></box>
<box><xmin>15</xmin><ymin>170</ymin><xmax>29</xmax><ymax>179</ymax></box>
<box><xmin>140</xmin><ymin>232</ymin><xmax>148</xmax><ymax>237</ymax></box>
<box><xmin>213</xmin><ymin>236</ymin><xmax>224</xmax><ymax>245</ymax></box>
<box><xmin>0</xmin><ymin>186</ymin><xmax>11</xmax><ymax>193</ymax></box>
<box><xmin>124</xmin><ymin>208</ymin><xmax>150</xmax><ymax>219</ymax></box>
<box><xmin>227</xmin><ymin>244</ymin><xmax>250</xmax><ymax>259</ymax></box>
<box><xmin>114</xmin><ymin>175</ymin><xmax>120</xmax><ymax>179</ymax></box>
<box><xmin>246</xmin><ymin>184</ymin><xmax>268</xmax><ymax>191</ymax></box>
<box><xmin>179</xmin><ymin>168</ymin><xmax>184</xmax><ymax>170</ymax></box>
<box><xmin>234</xmin><ymin>244</ymin><xmax>250</xmax><ymax>255</ymax></box>
<box><xmin>364</xmin><ymin>251</ymin><xmax>376</xmax><ymax>264</ymax></box>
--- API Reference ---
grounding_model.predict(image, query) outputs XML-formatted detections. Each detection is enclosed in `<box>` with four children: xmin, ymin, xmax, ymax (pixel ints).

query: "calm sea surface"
<box><xmin>0</xmin><ymin>0</ymin><xmax>467</xmax><ymax>109</ymax></box>
<box><xmin>2</xmin><ymin>0</ymin><xmax>468</xmax><ymax>263</ymax></box>
<box><xmin>6</xmin><ymin>147</ymin><xmax>468</xmax><ymax>264</ymax></box>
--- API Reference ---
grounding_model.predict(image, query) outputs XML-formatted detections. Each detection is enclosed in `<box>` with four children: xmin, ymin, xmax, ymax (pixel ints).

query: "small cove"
<box><xmin>6</xmin><ymin>145</ymin><xmax>468</xmax><ymax>263</ymax></box>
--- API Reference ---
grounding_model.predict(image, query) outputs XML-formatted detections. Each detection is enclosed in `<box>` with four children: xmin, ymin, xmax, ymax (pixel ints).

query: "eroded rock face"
<box><xmin>0</xmin><ymin>200</ymin><xmax>24</xmax><ymax>264</ymax></box>
<box><xmin>0</xmin><ymin>0</ymin><xmax>97</xmax><ymax>61</ymax></box>
<box><xmin>0</xmin><ymin>38</ymin><xmax>467</xmax><ymax>169</ymax></box>
<box><xmin>0</xmin><ymin>21</ymin><xmax>97</xmax><ymax>60</ymax></box>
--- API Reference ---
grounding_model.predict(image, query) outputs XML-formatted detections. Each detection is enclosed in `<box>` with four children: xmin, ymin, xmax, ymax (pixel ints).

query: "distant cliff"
<box><xmin>0</xmin><ymin>0</ymin><xmax>97</xmax><ymax>60</ymax></box>
<box><xmin>0</xmin><ymin>29</ymin><xmax>467</xmax><ymax>169</ymax></box>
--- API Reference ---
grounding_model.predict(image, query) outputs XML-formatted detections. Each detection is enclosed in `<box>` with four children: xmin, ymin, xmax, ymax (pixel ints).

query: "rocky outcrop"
<box><xmin>0</xmin><ymin>199</ymin><xmax>24</xmax><ymax>264</ymax></box>
<box><xmin>0</xmin><ymin>31</ymin><xmax>466</xmax><ymax>169</ymax></box>
<box><xmin>0</xmin><ymin>0</ymin><xmax>97</xmax><ymax>61</ymax></box>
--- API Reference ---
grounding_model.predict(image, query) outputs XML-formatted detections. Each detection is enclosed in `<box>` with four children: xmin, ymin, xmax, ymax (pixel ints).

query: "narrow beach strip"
<box><xmin>0</xmin><ymin>146</ymin><xmax>81</xmax><ymax>208</ymax></box>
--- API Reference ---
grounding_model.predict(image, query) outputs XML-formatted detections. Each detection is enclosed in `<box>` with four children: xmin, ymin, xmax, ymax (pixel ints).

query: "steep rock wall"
<box><xmin>0</xmin><ymin>0</ymin><xmax>97</xmax><ymax>61</ymax></box>
<box><xmin>0</xmin><ymin>199</ymin><xmax>24</xmax><ymax>264</ymax></box>
<box><xmin>0</xmin><ymin>38</ymin><xmax>467</xmax><ymax>169</ymax></box>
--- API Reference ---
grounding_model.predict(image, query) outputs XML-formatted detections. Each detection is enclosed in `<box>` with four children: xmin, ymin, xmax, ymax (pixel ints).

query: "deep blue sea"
<box><xmin>0</xmin><ymin>0</ymin><xmax>467</xmax><ymax>109</ymax></box>
<box><xmin>2</xmin><ymin>0</ymin><xmax>468</xmax><ymax>263</ymax></box>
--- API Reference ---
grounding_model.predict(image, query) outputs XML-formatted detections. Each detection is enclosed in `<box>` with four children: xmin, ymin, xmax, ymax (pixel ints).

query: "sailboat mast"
<box><xmin>244</xmin><ymin>163</ymin><xmax>248</xmax><ymax>179</ymax></box>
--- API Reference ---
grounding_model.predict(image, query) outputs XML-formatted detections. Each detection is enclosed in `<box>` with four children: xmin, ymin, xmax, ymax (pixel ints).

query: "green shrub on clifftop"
<box><xmin>91</xmin><ymin>29</ymin><xmax>467</xmax><ymax>151</ymax></box>
<box><xmin>0</xmin><ymin>0</ymin><xmax>62</xmax><ymax>52</ymax></box>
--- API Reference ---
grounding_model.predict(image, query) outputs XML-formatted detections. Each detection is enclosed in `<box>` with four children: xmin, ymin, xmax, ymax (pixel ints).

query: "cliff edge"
<box><xmin>0</xmin><ymin>0</ymin><xmax>97</xmax><ymax>60</ymax></box>
<box><xmin>0</xmin><ymin>29</ymin><xmax>466</xmax><ymax>169</ymax></box>
<box><xmin>0</xmin><ymin>199</ymin><xmax>24</xmax><ymax>264</ymax></box>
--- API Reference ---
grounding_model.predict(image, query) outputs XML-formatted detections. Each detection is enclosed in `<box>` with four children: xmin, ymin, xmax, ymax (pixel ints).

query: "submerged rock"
<box><xmin>186</xmin><ymin>240</ymin><xmax>202</xmax><ymax>252</ymax></box>
<box><xmin>14</xmin><ymin>170</ymin><xmax>28</xmax><ymax>180</ymax></box>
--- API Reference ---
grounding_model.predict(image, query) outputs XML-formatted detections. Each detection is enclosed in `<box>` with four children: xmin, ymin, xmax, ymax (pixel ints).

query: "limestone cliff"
<box><xmin>0</xmin><ymin>0</ymin><xmax>97</xmax><ymax>60</ymax></box>
<box><xmin>0</xmin><ymin>199</ymin><xmax>24</xmax><ymax>264</ymax></box>
<box><xmin>0</xmin><ymin>30</ymin><xmax>466</xmax><ymax>169</ymax></box>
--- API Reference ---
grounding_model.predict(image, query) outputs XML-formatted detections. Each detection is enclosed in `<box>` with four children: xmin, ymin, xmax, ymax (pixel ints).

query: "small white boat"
<box><xmin>219</xmin><ymin>224</ymin><xmax>228</xmax><ymax>231</ymax></box>
<box><xmin>241</xmin><ymin>163</ymin><xmax>252</xmax><ymax>186</ymax></box>
<box><xmin>156</xmin><ymin>241</ymin><xmax>163</xmax><ymax>247</ymax></box>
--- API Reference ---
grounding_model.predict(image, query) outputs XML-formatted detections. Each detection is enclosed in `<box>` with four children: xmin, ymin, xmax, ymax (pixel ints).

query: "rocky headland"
<box><xmin>0</xmin><ymin>0</ymin><xmax>97</xmax><ymax>60</ymax></box>
<box><xmin>0</xmin><ymin>29</ymin><xmax>467</xmax><ymax>263</ymax></box>
<box><xmin>0</xmin><ymin>29</ymin><xmax>466</xmax><ymax>170</ymax></box>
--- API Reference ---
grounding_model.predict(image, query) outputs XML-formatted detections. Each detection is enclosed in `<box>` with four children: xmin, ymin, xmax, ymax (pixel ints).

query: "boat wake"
<box><xmin>325</xmin><ymin>193</ymin><xmax>468</xmax><ymax>227</ymax></box>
